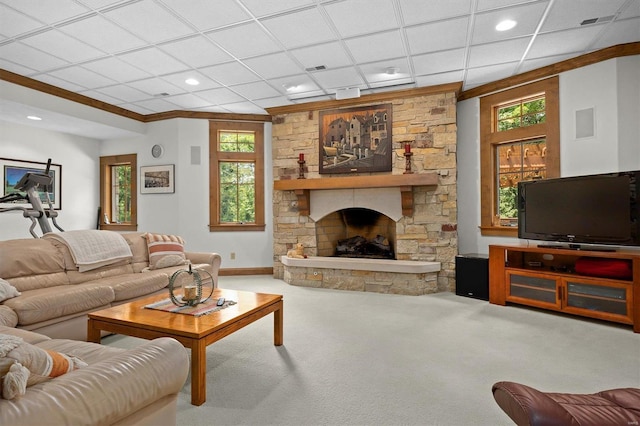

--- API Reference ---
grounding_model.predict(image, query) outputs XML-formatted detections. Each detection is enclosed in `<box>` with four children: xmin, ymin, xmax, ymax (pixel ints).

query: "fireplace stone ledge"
<box><xmin>281</xmin><ymin>256</ymin><xmax>440</xmax><ymax>273</ymax></box>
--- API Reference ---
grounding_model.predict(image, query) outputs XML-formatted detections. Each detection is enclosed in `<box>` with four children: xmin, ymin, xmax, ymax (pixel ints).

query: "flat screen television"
<box><xmin>517</xmin><ymin>171</ymin><xmax>640</xmax><ymax>249</ymax></box>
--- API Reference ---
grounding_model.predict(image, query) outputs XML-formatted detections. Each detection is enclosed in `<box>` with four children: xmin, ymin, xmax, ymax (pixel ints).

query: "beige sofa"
<box><xmin>0</xmin><ymin>231</ymin><xmax>222</xmax><ymax>340</ymax></box>
<box><xmin>0</xmin><ymin>325</ymin><xmax>189</xmax><ymax>426</ymax></box>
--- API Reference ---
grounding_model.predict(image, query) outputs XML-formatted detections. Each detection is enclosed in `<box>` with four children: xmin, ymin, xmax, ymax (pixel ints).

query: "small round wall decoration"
<box><xmin>151</xmin><ymin>144</ymin><xmax>164</xmax><ymax>158</ymax></box>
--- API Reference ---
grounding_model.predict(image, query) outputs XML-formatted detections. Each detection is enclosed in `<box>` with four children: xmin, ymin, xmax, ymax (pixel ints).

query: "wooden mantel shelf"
<box><xmin>273</xmin><ymin>172</ymin><xmax>438</xmax><ymax>216</ymax></box>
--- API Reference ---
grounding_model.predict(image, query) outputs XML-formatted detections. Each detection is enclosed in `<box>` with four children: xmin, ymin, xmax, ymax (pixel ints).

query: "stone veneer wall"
<box><xmin>271</xmin><ymin>90</ymin><xmax>458</xmax><ymax>293</ymax></box>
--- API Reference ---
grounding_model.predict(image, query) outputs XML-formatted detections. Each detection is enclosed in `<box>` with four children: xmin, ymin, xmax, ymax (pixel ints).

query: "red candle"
<box><xmin>405</xmin><ymin>144</ymin><xmax>411</xmax><ymax>153</ymax></box>
<box><xmin>299</xmin><ymin>153</ymin><xmax>304</xmax><ymax>161</ymax></box>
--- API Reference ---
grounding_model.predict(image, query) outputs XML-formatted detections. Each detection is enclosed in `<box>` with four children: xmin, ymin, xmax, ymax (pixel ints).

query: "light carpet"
<box><xmin>103</xmin><ymin>275</ymin><xmax>640</xmax><ymax>426</ymax></box>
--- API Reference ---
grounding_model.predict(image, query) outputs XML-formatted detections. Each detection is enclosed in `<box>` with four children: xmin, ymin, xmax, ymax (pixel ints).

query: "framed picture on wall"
<box><xmin>319</xmin><ymin>103</ymin><xmax>393</xmax><ymax>174</ymax></box>
<box><xmin>0</xmin><ymin>157</ymin><xmax>62</xmax><ymax>209</ymax></box>
<box><xmin>140</xmin><ymin>164</ymin><xmax>175</xmax><ymax>194</ymax></box>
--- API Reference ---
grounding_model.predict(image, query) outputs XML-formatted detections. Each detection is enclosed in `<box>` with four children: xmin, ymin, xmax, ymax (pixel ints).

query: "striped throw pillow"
<box><xmin>145</xmin><ymin>233</ymin><xmax>189</xmax><ymax>270</ymax></box>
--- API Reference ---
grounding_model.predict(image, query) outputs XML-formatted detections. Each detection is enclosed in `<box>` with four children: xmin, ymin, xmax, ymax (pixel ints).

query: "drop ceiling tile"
<box><xmin>103</xmin><ymin>0</ymin><xmax>195</xmax><ymax>43</ymax></box>
<box><xmin>542</xmin><ymin>0</ymin><xmax>628</xmax><ymax>32</ymax></box>
<box><xmin>200</xmin><ymin>62</ymin><xmax>261</xmax><ymax>86</ymax></box>
<box><xmin>161</xmin><ymin>71</ymin><xmax>221</xmax><ymax>92</ymax></box>
<box><xmin>289</xmin><ymin>41</ymin><xmax>352</xmax><ymax>70</ymax></box>
<box><xmin>465</xmin><ymin>61</ymin><xmax>519</xmax><ymax>87</ymax></box>
<box><xmin>519</xmin><ymin>53</ymin><xmax>575</xmax><ymax>73</ymax></box>
<box><xmin>468</xmin><ymin>37</ymin><xmax>530</xmax><ymax>68</ymax></box>
<box><xmin>0</xmin><ymin>58</ymin><xmax>35</xmax><ymax>76</ymax></box>
<box><xmin>228</xmin><ymin>81</ymin><xmax>281</xmax><ymax>100</ymax></box>
<box><xmin>0</xmin><ymin>42</ymin><xmax>68</xmax><ymax>71</ymax></box>
<box><xmin>243</xmin><ymin>52</ymin><xmax>305</xmax><ymax>79</ymax></box>
<box><xmin>311</xmin><ymin>67</ymin><xmax>365</xmax><ymax>90</ymax></box>
<box><xmin>261</xmin><ymin>8</ymin><xmax>336</xmax><ymax>49</ymax></box>
<box><xmin>48</xmin><ymin>66</ymin><xmax>116</xmax><ymax>89</ymax></box>
<box><xmin>477</xmin><ymin>0</ymin><xmax>544</xmax><ymax>11</ymax></box>
<box><xmin>193</xmin><ymin>87</ymin><xmax>246</xmax><ymax>105</ymax></box>
<box><xmin>20</xmin><ymin>29</ymin><xmax>105</xmax><ymax>63</ymax></box>
<box><xmin>164</xmin><ymin>93</ymin><xmax>212</xmax><ymax>109</ymax></box>
<box><xmin>254</xmin><ymin>95</ymin><xmax>293</xmax><ymax>109</ymax></box>
<box><xmin>619</xmin><ymin>2</ymin><xmax>640</xmax><ymax>19</ymax></box>
<box><xmin>592</xmin><ymin>18</ymin><xmax>640</xmax><ymax>49</ymax></box>
<box><xmin>269</xmin><ymin>75</ymin><xmax>321</xmax><ymax>96</ymax></box>
<box><xmin>215</xmin><ymin>100</ymin><xmax>266</xmax><ymax>114</ymax></box>
<box><xmin>159</xmin><ymin>36</ymin><xmax>233</xmax><ymax>68</ymax></box>
<box><xmin>117</xmin><ymin>102</ymin><xmax>156</xmax><ymax>114</ymax></box>
<box><xmin>399</xmin><ymin>0</ymin><xmax>472</xmax><ymax>25</ymax></box>
<box><xmin>0</xmin><ymin>4</ymin><xmax>43</xmax><ymax>37</ymax></box>
<box><xmin>406</xmin><ymin>17</ymin><xmax>469</xmax><ymax>54</ymax></box>
<box><xmin>324</xmin><ymin>0</ymin><xmax>398</xmax><ymax>38</ymax></box>
<box><xmin>471</xmin><ymin>2</ymin><xmax>548</xmax><ymax>45</ymax></box>
<box><xmin>33</xmin><ymin>74</ymin><xmax>86</xmax><ymax>92</ymax></box>
<box><xmin>412</xmin><ymin>48</ymin><xmax>466</xmax><ymax>75</ymax></box>
<box><xmin>96</xmin><ymin>84</ymin><xmax>151</xmax><ymax>103</ymax></box>
<box><xmin>119</xmin><ymin>47</ymin><xmax>190</xmax><ymax>76</ymax></box>
<box><xmin>79</xmin><ymin>89</ymin><xmax>126</xmax><ymax>105</ymax></box>
<box><xmin>415</xmin><ymin>70</ymin><xmax>464</xmax><ymax>87</ymax></box>
<box><xmin>360</xmin><ymin>58</ymin><xmax>411</xmax><ymax>84</ymax></box>
<box><xmin>130</xmin><ymin>98</ymin><xmax>178</xmax><ymax>113</ymax></box>
<box><xmin>527</xmin><ymin>26</ymin><xmax>604</xmax><ymax>59</ymax></box>
<box><xmin>240</xmin><ymin>0</ymin><xmax>314</xmax><ymax>18</ymax></box>
<box><xmin>82</xmin><ymin>57</ymin><xmax>152</xmax><ymax>82</ymax></box>
<box><xmin>127</xmin><ymin>77</ymin><xmax>183</xmax><ymax>97</ymax></box>
<box><xmin>58</xmin><ymin>15</ymin><xmax>146</xmax><ymax>54</ymax></box>
<box><xmin>344</xmin><ymin>30</ymin><xmax>406</xmax><ymax>64</ymax></box>
<box><xmin>4</xmin><ymin>0</ymin><xmax>90</xmax><ymax>24</ymax></box>
<box><xmin>205</xmin><ymin>22</ymin><xmax>281</xmax><ymax>59</ymax></box>
<box><xmin>162</xmin><ymin>0</ymin><xmax>250</xmax><ymax>31</ymax></box>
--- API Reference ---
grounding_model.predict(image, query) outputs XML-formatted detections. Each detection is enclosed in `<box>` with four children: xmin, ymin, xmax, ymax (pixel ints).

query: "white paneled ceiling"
<box><xmin>0</xmin><ymin>0</ymin><xmax>638</xmax><ymax>135</ymax></box>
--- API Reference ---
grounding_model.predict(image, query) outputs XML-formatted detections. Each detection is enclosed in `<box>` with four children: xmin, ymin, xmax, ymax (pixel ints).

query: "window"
<box><xmin>99</xmin><ymin>153</ymin><xmax>137</xmax><ymax>231</ymax></box>
<box><xmin>479</xmin><ymin>77</ymin><xmax>559</xmax><ymax>236</ymax></box>
<box><xmin>209</xmin><ymin>121</ymin><xmax>265</xmax><ymax>231</ymax></box>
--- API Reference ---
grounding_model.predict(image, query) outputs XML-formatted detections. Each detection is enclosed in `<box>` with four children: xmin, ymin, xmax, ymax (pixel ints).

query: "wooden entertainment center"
<box><xmin>489</xmin><ymin>244</ymin><xmax>640</xmax><ymax>333</ymax></box>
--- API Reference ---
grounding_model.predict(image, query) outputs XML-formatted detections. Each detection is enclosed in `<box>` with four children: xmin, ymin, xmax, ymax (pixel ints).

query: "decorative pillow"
<box><xmin>0</xmin><ymin>278</ymin><xmax>20</xmax><ymax>303</ymax></box>
<box><xmin>0</xmin><ymin>334</ymin><xmax>86</xmax><ymax>400</ymax></box>
<box><xmin>145</xmin><ymin>233</ymin><xmax>189</xmax><ymax>270</ymax></box>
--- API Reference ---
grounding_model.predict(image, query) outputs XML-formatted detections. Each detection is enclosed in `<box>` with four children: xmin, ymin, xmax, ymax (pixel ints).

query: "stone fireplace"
<box><xmin>268</xmin><ymin>84</ymin><xmax>459</xmax><ymax>295</ymax></box>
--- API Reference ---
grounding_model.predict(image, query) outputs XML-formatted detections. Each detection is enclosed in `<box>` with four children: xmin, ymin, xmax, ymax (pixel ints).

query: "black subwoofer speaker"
<box><xmin>455</xmin><ymin>254</ymin><xmax>489</xmax><ymax>301</ymax></box>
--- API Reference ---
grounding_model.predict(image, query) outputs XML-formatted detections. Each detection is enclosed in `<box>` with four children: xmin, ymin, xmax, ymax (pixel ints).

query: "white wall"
<box><xmin>101</xmin><ymin>118</ymin><xmax>274</xmax><ymax>269</ymax></box>
<box><xmin>457</xmin><ymin>56</ymin><xmax>640</xmax><ymax>255</ymax></box>
<box><xmin>0</xmin><ymin>121</ymin><xmax>100</xmax><ymax>240</ymax></box>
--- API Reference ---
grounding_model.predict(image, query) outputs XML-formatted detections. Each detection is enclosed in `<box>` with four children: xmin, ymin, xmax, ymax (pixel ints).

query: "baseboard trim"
<box><xmin>219</xmin><ymin>267</ymin><xmax>273</xmax><ymax>276</ymax></box>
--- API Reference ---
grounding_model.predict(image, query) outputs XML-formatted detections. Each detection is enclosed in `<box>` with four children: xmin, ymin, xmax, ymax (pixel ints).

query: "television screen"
<box><xmin>518</xmin><ymin>171</ymin><xmax>640</xmax><ymax>247</ymax></box>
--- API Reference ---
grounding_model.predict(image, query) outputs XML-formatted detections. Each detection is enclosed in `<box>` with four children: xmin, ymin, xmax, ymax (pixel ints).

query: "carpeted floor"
<box><xmin>103</xmin><ymin>275</ymin><xmax>640</xmax><ymax>426</ymax></box>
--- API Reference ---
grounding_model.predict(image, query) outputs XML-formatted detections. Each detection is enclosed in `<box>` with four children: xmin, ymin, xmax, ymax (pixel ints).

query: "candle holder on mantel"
<box><xmin>403</xmin><ymin>144</ymin><xmax>413</xmax><ymax>174</ymax></box>
<box><xmin>298</xmin><ymin>153</ymin><xmax>306</xmax><ymax>179</ymax></box>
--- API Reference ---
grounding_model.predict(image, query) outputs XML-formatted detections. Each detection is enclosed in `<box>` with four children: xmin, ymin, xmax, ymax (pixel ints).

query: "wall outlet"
<box><xmin>230</xmin><ymin>252</ymin><xmax>236</xmax><ymax>260</ymax></box>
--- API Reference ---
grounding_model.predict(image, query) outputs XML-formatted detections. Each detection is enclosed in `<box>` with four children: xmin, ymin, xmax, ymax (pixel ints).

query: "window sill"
<box><xmin>209</xmin><ymin>224</ymin><xmax>266</xmax><ymax>232</ymax></box>
<box><xmin>479</xmin><ymin>226</ymin><xmax>518</xmax><ymax>237</ymax></box>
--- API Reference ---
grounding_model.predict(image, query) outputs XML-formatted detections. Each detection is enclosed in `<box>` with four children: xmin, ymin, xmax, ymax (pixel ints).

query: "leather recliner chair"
<box><xmin>492</xmin><ymin>381</ymin><xmax>640</xmax><ymax>425</ymax></box>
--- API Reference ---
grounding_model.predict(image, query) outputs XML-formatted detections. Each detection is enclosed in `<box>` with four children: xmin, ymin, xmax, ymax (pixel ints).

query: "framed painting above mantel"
<box><xmin>0</xmin><ymin>157</ymin><xmax>62</xmax><ymax>210</ymax></box>
<box><xmin>319</xmin><ymin>103</ymin><xmax>392</xmax><ymax>174</ymax></box>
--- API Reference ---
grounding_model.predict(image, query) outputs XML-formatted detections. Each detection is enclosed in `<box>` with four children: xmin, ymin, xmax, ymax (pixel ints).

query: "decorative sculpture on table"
<box><xmin>168</xmin><ymin>264</ymin><xmax>214</xmax><ymax>307</ymax></box>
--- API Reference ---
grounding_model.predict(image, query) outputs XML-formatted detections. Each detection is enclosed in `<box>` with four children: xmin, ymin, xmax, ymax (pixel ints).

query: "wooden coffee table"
<box><xmin>87</xmin><ymin>288</ymin><xmax>283</xmax><ymax>406</ymax></box>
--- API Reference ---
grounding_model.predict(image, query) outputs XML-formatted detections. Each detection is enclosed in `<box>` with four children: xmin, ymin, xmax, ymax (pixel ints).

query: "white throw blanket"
<box><xmin>44</xmin><ymin>230</ymin><xmax>133</xmax><ymax>272</ymax></box>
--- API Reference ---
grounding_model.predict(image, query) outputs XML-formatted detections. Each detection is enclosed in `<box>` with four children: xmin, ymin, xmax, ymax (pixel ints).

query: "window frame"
<box><xmin>209</xmin><ymin>120</ymin><xmax>265</xmax><ymax>232</ymax></box>
<box><xmin>479</xmin><ymin>77</ymin><xmax>560</xmax><ymax>237</ymax></box>
<box><xmin>99</xmin><ymin>153</ymin><xmax>137</xmax><ymax>231</ymax></box>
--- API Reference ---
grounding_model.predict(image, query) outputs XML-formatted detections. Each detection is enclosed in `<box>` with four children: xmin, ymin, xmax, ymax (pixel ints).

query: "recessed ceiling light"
<box><xmin>283</xmin><ymin>83</ymin><xmax>298</xmax><ymax>92</ymax></box>
<box><xmin>385</xmin><ymin>67</ymin><xmax>400</xmax><ymax>75</ymax></box>
<box><xmin>185</xmin><ymin>78</ymin><xmax>199</xmax><ymax>86</ymax></box>
<box><xmin>27</xmin><ymin>115</ymin><xmax>42</xmax><ymax>120</ymax></box>
<box><xmin>496</xmin><ymin>19</ymin><xmax>517</xmax><ymax>31</ymax></box>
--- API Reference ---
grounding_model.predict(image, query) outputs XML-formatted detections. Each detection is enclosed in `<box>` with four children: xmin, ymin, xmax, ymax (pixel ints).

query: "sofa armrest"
<box><xmin>0</xmin><ymin>337</ymin><xmax>189</xmax><ymax>426</ymax></box>
<box><xmin>492</xmin><ymin>381</ymin><xmax>576</xmax><ymax>426</ymax></box>
<box><xmin>0</xmin><ymin>304</ymin><xmax>18</xmax><ymax>327</ymax></box>
<box><xmin>186</xmin><ymin>252</ymin><xmax>222</xmax><ymax>285</ymax></box>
